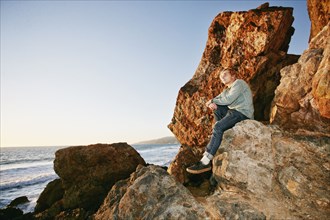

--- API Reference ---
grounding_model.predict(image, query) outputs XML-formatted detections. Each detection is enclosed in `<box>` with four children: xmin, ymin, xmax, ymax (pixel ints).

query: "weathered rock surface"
<box><xmin>35</xmin><ymin>179</ymin><xmax>64</xmax><ymax>213</ymax></box>
<box><xmin>270</xmin><ymin>22</ymin><xmax>330</xmax><ymax>135</ymax></box>
<box><xmin>94</xmin><ymin>165</ymin><xmax>208</xmax><ymax>220</ymax></box>
<box><xmin>167</xmin><ymin>145</ymin><xmax>200</xmax><ymax>184</ymax></box>
<box><xmin>211</xmin><ymin>120</ymin><xmax>330</xmax><ymax>219</ymax></box>
<box><xmin>307</xmin><ymin>0</ymin><xmax>330</xmax><ymax>41</ymax></box>
<box><xmin>168</xmin><ymin>4</ymin><xmax>298</xmax><ymax>183</ymax></box>
<box><xmin>34</xmin><ymin>143</ymin><xmax>145</xmax><ymax>219</ymax></box>
<box><xmin>93</xmin><ymin>121</ymin><xmax>329</xmax><ymax>220</ymax></box>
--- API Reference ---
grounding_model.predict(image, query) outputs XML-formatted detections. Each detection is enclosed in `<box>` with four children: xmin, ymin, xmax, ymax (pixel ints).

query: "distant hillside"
<box><xmin>134</xmin><ymin>136</ymin><xmax>179</xmax><ymax>145</ymax></box>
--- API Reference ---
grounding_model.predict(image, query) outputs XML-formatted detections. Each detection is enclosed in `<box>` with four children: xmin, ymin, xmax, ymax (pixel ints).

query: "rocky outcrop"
<box><xmin>210</xmin><ymin>120</ymin><xmax>330</xmax><ymax>219</ymax></box>
<box><xmin>93</xmin><ymin>121</ymin><xmax>329</xmax><ymax>219</ymax></box>
<box><xmin>34</xmin><ymin>179</ymin><xmax>64</xmax><ymax>214</ymax></box>
<box><xmin>8</xmin><ymin>196</ymin><xmax>29</xmax><ymax>208</ymax></box>
<box><xmin>270</xmin><ymin>22</ymin><xmax>330</xmax><ymax>135</ymax></box>
<box><xmin>307</xmin><ymin>0</ymin><xmax>330</xmax><ymax>41</ymax></box>
<box><xmin>168</xmin><ymin>4</ymin><xmax>298</xmax><ymax>183</ymax></box>
<box><xmin>94</xmin><ymin>165</ymin><xmax>208</xmax><ymax>220</ymax></box>
<box><xmin>34</xmin><ymin>143</ymin><xmax>145</xmax><ymax>219</ymax></box>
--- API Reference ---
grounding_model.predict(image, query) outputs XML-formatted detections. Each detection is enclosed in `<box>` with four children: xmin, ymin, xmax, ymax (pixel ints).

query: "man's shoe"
<box><xmin>186</xmin><ymin>161</ymin><xmax>211</xmax><ymax>174</ymax></box>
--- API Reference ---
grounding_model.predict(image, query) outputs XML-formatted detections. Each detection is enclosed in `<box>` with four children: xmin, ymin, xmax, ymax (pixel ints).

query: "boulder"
<box><xmin>35</xmin><ymin>143</ymin><xmax>145</xmax><ymax>219</ymax></box>
<box><xmin>8</xmin><ymin>196</ymin><xmax>29</xmax><ymax>208</ymax></box>
<box><xmin>94</xmin><ymin>165</ymin><xmax>208</xmax><ymax>220</ymax></box>
<box><xmin>270</xmin><ymin>22</ymin><xmax>330</xmax><ymax>135</ymax></box>
<box><xmin>35</xmin><ymin>179</ymin><xmax>64</xmax><ymax>213</ymax></box>
<box><xmin>307</xmin><ymin>0</ymin><xmax>330</xmax><ymax>41</ymax></box>
<box><xmin>211</xmin><ymin>120</ymin><xmax>330</xmax><ymax>219</ymax></box>
<box><xmin>168</xmin><ymin>3</ymin><xmax>298</xmax><ymax>183</ymax></box>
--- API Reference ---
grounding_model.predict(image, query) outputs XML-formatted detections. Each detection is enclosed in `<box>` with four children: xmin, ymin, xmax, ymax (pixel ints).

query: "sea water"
<box><xmin>0</xmin><ymin>144</ymin><xmax>180</xmax><ymax>213</ymax></box>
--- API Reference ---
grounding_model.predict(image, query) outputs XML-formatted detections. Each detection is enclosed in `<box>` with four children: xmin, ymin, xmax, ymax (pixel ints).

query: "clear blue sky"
<box><xmin>1</xmin><ymin>0</ymin><xmax>309</xmax><ymax>147</ymax></box>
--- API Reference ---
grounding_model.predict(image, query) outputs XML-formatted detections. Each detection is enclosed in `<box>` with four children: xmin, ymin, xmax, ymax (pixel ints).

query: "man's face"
<box><xmin>220</xmin><ymin>70</ymin><xmax>235</xmax><ymax>85</ymax></box>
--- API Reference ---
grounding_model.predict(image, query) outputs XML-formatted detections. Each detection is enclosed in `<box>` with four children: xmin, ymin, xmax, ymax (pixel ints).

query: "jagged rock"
<box><xmin>35</xmin><ymin>179</ymin><xmax>64</xmax><ymax>213</ymax></box>
<box><xmin>168</xmin><ymin>4</ymin><xmax>298</xmax><ymax>183</ymax></box>
<box><xmin>8</xmin><ymin>196</ymin><xmax>29</xmax><ymax>208</ymax></box>
<box><xmin>307</xmin><ymin>0</ymin><xmax>330</xmax><ymax>41</ymax></box>
<box><xmin>35</xmin><ymin>143</ymin><xmax>145</xmax><ymax>219</ymax></box>
<box><xmin>270</xmin><ymin>23</ymin><xmax>330</xmax><ymax>135</ymax></box>
<box><xmin>94</xmin><ymin>165</ymin><xmax>208</xmax><ymax>220</ymax></box>
<box><xmin>211</xmin><ymin>120</ymin><xmax>330</xmax><ymax>219</ymax></box>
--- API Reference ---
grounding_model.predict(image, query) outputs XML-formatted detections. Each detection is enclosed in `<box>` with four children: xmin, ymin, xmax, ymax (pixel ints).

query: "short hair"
<box><xmin>220</xmin><ymin>68</ymin><xmax>237</xmax><ymax>77</ymax></box>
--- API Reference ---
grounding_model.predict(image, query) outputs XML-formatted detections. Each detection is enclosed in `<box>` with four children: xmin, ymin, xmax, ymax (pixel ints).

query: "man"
<box><xmin>186</xmin><ymin>68</ymin><xmax>254</xmax><ymax>174</ymax></box>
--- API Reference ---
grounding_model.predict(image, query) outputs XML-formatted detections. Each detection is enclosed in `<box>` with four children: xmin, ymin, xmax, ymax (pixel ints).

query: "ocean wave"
<box><xmin>0</xmin><ymin>173</ymin><xmax>58</xmax><ymax>191</ymax></box>
<box><xmin>0</xmin><ymin>160</ymin><xmax>54</xmax><ymax>171</ymax></box>
<box><xmin>0</xmin><ymin>157</ymin><xmax>55</xmax><ymax>166</ymax></box>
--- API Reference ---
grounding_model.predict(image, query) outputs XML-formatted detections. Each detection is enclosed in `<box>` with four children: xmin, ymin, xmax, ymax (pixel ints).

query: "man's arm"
<box><xmin>212</xmin><ymin>80</ymin><xmax>244</xmax><ymax>105</ymax></box>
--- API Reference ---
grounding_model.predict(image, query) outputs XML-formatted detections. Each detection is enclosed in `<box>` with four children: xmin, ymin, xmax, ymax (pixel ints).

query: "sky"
<box><xmin>1</xmin><ymin>0</ymin><xmax>309</xmax><ymax>147</ymax></box>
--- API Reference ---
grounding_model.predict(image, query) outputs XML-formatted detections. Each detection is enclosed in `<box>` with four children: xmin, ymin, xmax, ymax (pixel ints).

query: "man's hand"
<box><xmin>206</xmin><ymin>100</ymin><xmax>217</xmax><ymax>110</ymax></box>
<box><xmin>208</xmin><ymin>103</ymin><xmax>217</xmax><ymax>110</ymax></box>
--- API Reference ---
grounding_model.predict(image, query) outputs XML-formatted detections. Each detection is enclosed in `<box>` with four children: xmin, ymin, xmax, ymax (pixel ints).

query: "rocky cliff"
<box><xmin>270</xmin><ymin>21</ymin><xmax>330</xmax><ymax>135</ymax></box>
<box><xmin>168</xmin><ymin>3</ymin><xmax>298</xmax><ymax>148</ymax></box>
<box><xmin>167</xmin><ymin>3</ymin><xmax>299</xmax><ymax>184</ymax></box>
<box><xmin>211</xmin><ymin>120</ymin><xmax>329</xmax><ymax>219</ymax></box>
<box><xmin>93</xmin><ymin>121</ymin><xmax>329</xmax><ymax>220</ymax></box>
<box><xmin>307</xmin><ymin>0</ymin><xmax>330</xmax><ymax>41</ymax></box>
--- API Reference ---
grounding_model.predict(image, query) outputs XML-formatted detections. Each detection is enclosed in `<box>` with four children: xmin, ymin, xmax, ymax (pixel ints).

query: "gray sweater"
<box><xmin>212</xmin><ymin>79</ymin><xmax>254</xmax><ymax>119</ymax></box>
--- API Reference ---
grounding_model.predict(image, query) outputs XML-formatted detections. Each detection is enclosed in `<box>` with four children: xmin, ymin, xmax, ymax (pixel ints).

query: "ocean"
<box><xmin>0</xmin><ymin>144</ymin><xmax>180</xmax><ymax>213</ymax></box>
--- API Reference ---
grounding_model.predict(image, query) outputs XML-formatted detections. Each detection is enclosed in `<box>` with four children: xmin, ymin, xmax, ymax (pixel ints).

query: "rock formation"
<box><xmin>94</xmin><ymin>165</ymin><xmax>208</xmax><ymax>220</ymax></box>
<box><xmin>270</xmin><ymin>22</ymin><xmax>330</xmax><ymax>135</ymax></box>
<box><xmin>34</xmin><ymin>143</ymin><xmax>146</xmax><ymax>219</ymax></box>
<box><xmin>307</xmin><ymin>0</ymin><xmax>330</xmax><ymax>41</ymax></box>
<box><xmin>168</xmin><ymin>4</ymin><xmax>299</xmax><ymax>184</ymax></box>
<box><xmin>211</xmin><ymin>120</ymin><xmax>329</xmax><ymax>219</ymax></box>
<box><xmin>92</xmin><ymin>121</ymin><xmax>329</xmax><ymax>219</ymax></box>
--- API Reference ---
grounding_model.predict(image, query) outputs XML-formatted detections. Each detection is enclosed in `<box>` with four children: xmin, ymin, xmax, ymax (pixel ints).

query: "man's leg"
<box><xmin>187</xmin><ymin>110</ymin><xmax>247</xmax><ymax>174</ymax></box>
<box><xmin>200</xmin><ymin>105</ymin><xmax>228</xmax><ymax>164</ymax></box>
<box><xmin>205</xmin><ymin>109</ymin><xmax>248</xmax><ymax>156</ymax></box>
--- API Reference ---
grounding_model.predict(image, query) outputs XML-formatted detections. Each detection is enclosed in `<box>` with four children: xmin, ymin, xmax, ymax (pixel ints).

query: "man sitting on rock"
<box><xmin>186</xmin><ymin>68</ymin><xmax>254</xmax><ymax>174</ymax></box>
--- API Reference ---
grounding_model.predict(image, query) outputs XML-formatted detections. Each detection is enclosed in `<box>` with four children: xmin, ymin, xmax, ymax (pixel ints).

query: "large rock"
<box><xmin>93</xmin><ymin>122</ymin><xmax>329</xmax><ymax>219</ymax></box>
<box><xmin>168</xmin><ymin>4</ymin><xmax>298</xmax><ymax>183</ymax></box>
<box><xmin>94</xmin><ymin>165</ymin><xmax>208</xmax><ymax>220</ymax></box>
<box><xmin>35</xmin><ymin>143</ymin><xmax>145</xmax><ymax>219</ymax></box>
<box><xmin>211</xmin><ymin>120</ymin><xmax>330</xmax><ymax>219</ymax></box>
<box><xmin>270</xmin><ymin>22</ymin><xmax>330</xmax><ymax>135</ymax></box>
<box><xmin>35</xmin><ymin>179</ymin><xmax>64</xmax><ymax>213</ymax></box>
<box><xmin>307</xmin><ymin>0</ymin><xmax>330</xmax><ymax>41</ymax></box>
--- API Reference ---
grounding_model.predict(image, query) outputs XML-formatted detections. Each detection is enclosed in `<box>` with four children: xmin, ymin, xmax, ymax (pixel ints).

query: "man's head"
<box><xmin>219</xmin><ymin>68</ymin><xmax>237</xmax><ymax>86</ymax></box>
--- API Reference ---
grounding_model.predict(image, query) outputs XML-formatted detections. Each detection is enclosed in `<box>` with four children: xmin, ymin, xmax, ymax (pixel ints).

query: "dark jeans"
<box><xmin>205</xmin><ymin>105</ymin><xmax>248</xmax><ymax>157</ymax></box>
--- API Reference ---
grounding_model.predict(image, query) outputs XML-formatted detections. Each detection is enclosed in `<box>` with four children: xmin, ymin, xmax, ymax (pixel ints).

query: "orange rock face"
<box><xmin>167</xmin><ymin>5</ymin><xmax>298</xmax><ymax>183</ymax></box>
<box><xmin>270</xmin><ymin>23</ymin><xmax>330</xmax><ymax>135</ymax></box>
<box><xmin>307</xmin><ymin>0</ymin><xmax>330</xmax><ymax>41</ymax></box>
<box><xmin>168</xmin><ymin>5</ymin><xmax>297</xmax><ymax>151</ymax></box>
